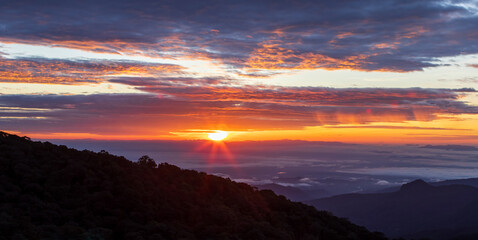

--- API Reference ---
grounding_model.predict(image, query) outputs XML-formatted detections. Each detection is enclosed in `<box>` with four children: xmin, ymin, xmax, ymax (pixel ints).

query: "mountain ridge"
<box><xmin>309</xmin><ymin>179</ymin><xmax>478</xmax><ymax>239</ymax></box>
<box><xmin>0</xmin><ymin>131</ymin><xmax>386</xmax><ymax>240</ymax></box>
<box><xmin>375</xmin><ymin>177</ymin><xmax>478</xmax><ymax>194</ymax></box>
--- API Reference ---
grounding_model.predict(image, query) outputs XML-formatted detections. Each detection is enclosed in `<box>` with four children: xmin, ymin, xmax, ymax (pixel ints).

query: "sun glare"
<box><xmin>208</xmin><ymin>130</ymin><xmax>228</xmax><ymax>141</ymax></box>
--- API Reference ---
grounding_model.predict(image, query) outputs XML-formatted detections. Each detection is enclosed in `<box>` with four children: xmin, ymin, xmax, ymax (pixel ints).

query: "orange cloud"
<box><xmin>0</xmin><ymin>34</ymin><xmax>216</xmax><ymax>61</ymax></box>
<box><xmin>244</xmin><ymin>41</ymin><xmax>406</xmax><ymax>72</ymax></box>
<box><xmin>0</xmin><ymin>58</ymin><xmax>184</xmax><ymax>84</ymax></box>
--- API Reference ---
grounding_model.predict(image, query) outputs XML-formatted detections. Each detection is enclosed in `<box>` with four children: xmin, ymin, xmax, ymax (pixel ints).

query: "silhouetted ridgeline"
<box><xmin>310</xmin><ymin>180</ymin><xmax>478</xmax><ymax>240</ymax></box>
<box><xmin>0</xmin><ymin>132</ymin><xmax>386</xmax><ymax>240</ymax></box>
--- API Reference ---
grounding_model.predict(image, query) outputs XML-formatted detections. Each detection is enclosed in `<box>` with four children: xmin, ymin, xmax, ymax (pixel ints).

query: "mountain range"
<box><xmin>375</xmin><ymin>178</ymin><xmax>478</xmax><ymax>193</ymax></box>
<box><xmin>310</xmin><ymin>179</ymin><xmax>478</xmax><ymax>239</ymax></box>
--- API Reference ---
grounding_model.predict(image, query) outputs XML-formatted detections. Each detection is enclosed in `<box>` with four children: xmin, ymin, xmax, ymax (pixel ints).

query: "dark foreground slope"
<box><xmin>310</xmin><ymin>180</ymin><xmax>478</xmax><ymax>239</ymax></box>
<box><xmin>0</xmin><ymin>132</ymin><xmax>386</xmax><ymax>240</ymax></box>
<box><xmin>255</xmin><ymin>183</ymin><xmax>314</xmax><ymax>202</ymax></box>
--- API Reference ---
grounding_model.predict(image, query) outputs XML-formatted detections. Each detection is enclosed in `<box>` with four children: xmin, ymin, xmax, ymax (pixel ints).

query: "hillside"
<box><xmin>0</xmin><ymin>131</ymin><xmax>386</xmax><ymax>240</ymax></box>
<box><xmin>255</xmin><ymin>184</ymin><xmax>313</xmax><ymax>202</ymax></box>
<box><xmin>433</xmin><ymin>178</ymin><xmax>478</xmax><ymax>189</ymax></box>
<box><xmin>310</xmin><ymin>180</ymin><xmax>478</xmax><ymax>239</ymax></box>
<box><xmin>375</xmin><ymin>177</ymin><xmax>478</xmax><ymax>193</ymax></box>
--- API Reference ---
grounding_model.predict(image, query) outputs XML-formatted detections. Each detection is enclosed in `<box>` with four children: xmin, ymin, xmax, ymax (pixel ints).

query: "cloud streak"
<box><xmin>0</xmin><ymin>57</ymin><xmax>183</xmax><ymax>84</ymax></box>
<box><xmin>111</xmin><ymin>77</ymin><xmax>478</xmax><ymax>124</ymax></box>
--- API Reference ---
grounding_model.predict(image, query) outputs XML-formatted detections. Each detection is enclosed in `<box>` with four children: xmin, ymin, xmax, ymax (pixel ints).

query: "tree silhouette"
<box><xmin>137</xmin><ymin>155</ymin><xmax>157</xmax><ymax>168</ymax></box>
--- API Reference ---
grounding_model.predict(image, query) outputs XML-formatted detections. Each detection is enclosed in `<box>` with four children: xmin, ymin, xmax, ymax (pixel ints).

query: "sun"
<box><xmin>208</xmin><ymin>130</ymin><xmax>228</xmax><ymax>141</ymax></box>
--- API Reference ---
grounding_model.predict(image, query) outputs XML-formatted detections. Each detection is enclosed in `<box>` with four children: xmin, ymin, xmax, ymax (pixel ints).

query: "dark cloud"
<box><xmin>1</xmin><ymin>0</ymin><xmax>477</xmax><ymax>72</ymax></box>
<box><xmin>453</xmin><ymin>88</ymin><xmax>476</xmax><ymax>92</ymax></box>
<box><xmin>324</xmin><ymin>126</ymin><xmax>471</xmax><ymax>131</ymax></box>
<box><xmin>420</xmin><ymin>144</ymin><xmax>478</xmax><ymax>151</ymax></box>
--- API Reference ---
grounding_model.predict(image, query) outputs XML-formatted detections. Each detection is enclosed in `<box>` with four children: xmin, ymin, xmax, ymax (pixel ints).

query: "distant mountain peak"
<box><xmin>311</xmin><ymin>177</ymin><xmax>478</xmax><ymax>239</ymax></box>
<box><xmin>399</xmin><ymin>179</ymin><xmax>433</xmax><ymax>192</ymax></box>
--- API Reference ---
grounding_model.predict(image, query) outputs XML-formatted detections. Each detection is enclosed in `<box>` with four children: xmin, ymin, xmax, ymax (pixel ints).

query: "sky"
<box><xmin>1</xmin><ymin>0</ymin><xmax>478</xmax><ymax>143</ymax></box>
<box><xmin>1</xmin><ymin>0</ymin><xmax>478</xmax><ymax>189</ymax></box>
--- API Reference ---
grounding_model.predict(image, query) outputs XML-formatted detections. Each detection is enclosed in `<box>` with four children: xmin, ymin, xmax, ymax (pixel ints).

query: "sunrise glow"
<box><xmin>0</xmin><ymin>1</ymin><xmax>477</xmax><ymax>145</ymax></box>
<box><xmin>2</xmin><ymin>2</ymin><xmax>478</xmax><ymax>238</ymax></box>
<box><xmin>208</xmin><ymin>131</ymin><xmax>228</xmax><ymax>141</ymax></box>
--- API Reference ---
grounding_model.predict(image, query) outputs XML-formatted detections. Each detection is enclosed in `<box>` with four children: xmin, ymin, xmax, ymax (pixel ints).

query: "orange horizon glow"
<box><xmin>7</xmin><ymin>114</ymin><xmax>478</xmax><ymax>145</ymax></box>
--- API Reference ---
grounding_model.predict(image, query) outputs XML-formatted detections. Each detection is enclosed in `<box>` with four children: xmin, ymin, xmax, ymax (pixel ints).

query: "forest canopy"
<box><xmin>0</xmin><ymin>131</ymin><xmax>386</xmax><ymax>240</ymax></box>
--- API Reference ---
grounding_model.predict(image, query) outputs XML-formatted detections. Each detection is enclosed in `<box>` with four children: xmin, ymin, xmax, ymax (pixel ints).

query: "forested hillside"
<box><xmin>0</xmin><ymin>132</ymin><xmax>386</xmax><ymax>240</ymax></box>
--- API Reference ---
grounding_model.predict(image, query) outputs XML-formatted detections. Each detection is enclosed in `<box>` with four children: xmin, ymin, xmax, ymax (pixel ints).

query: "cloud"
<box><xmin>111</xmin><ymin>77</ymin><xmax>478</xmax><ymax>124</ymax></box>
<box><xmin>1</xmin><ymin>0</ymin><xmax>478</xmax><ymax>72</ymax></box>
<box><xmin>0</xmin><ymin>58</ymin><xmax>183</xmax><ymax>84</ymax></box>
<box><xmin>112</xmin><ymin>76</ymin><xmax>467</xmax><ymax>102</ymax></box>
<box><xmin>109</xmin><ymin>76</ymin><xmax>237</xmax><ymax>88</ymax></box>
<box><xmin>0</xmin><ymin>84</ymin><xmax>476</xmax><ymax>135</ymax></box>
<box><xmin>456</xmin><ymin>77</ymin><xmax>478</xmax><ymax>83</ymax></box>
<box><xmin>420</xmin><ymin>144</ymin><xmax>478</xmax><ymax>151</ymax></box>
<box><xmin>375</xmin><ymin>180</ymin><xmax>391</xmax><ymax>186</ymax></box>
<box><xmin>324</xmin><ymin>125</ymin><xmax>471</xmax><ymax>131</ymax></box>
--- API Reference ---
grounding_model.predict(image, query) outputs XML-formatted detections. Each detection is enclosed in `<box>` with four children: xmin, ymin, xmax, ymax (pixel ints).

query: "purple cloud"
<box><xmin>1</xmin><ymin>0</ymin><xmax>477</xmax><ymax>72</ymax></box>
